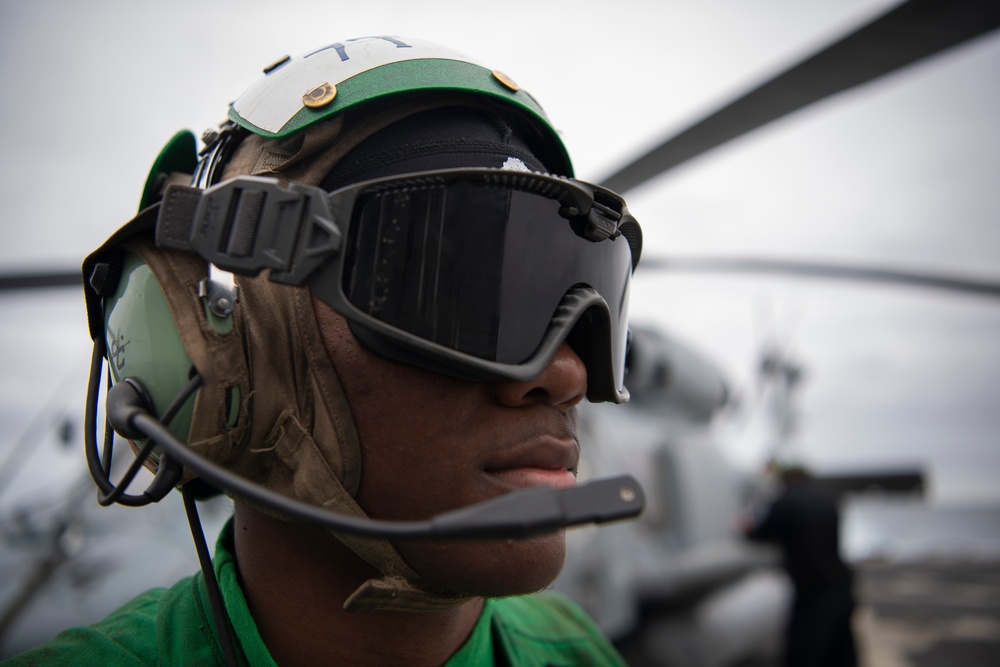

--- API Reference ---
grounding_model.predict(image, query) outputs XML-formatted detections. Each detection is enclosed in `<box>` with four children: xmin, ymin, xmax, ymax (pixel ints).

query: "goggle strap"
<box><xmin>154</xmin><ymin>186</ymin><xmax>201</xmax><ymax>252</ymax></box>
<box><xmin>154</xmin><ymin>178</ymin><xmax>341</xmax><ymax>286</ymax></box>
<box><xmin>151</xmin><ymin>171</ymin><xmax>639</xmax><ymax>284</ymax></box>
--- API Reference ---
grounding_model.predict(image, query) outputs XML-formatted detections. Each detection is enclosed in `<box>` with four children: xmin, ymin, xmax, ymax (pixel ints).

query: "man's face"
<box><xmin>312</xmin><ymin>297</ymin><xmax>587</xmax><ymax>597</ymax></box>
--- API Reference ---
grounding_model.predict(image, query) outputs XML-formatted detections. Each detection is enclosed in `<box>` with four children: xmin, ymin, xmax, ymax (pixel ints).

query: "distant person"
<box><xmin>742</xmin><ymin>461</ymin><xmax>858</xmax><ymax>667</ymax></box>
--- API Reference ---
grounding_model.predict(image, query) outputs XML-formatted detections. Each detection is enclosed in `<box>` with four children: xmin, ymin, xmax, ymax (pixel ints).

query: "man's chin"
<box><xmin>398</xmin><ymin>530</ymin><xmax>567</xmax><ymax>598</ymax></box>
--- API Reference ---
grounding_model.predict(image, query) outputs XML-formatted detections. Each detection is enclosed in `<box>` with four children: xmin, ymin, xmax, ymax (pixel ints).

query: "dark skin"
<box><xmin>234</xmin><ymin>300</ymin><xmax>588</xmax><ymax>666</ymax></box>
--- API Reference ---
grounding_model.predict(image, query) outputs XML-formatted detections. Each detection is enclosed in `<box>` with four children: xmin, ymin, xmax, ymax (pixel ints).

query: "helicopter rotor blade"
<box><xmin>601</xmin><ymin>0</ymin><xmax>1000</xmax><ymax>194</ymax></box>
<box><xmin>5</xmin><ymin>258</ymin><xmax>999</xmax><ymax>299</ymax></box>
<box><xmin>0</xmin><ymin>271</ymin><xmax>80</xmax><ymax>292</ymax></box>
<box><xmin>638</xmin><ymin>255</ymin><xmax>1000</xmax><ymax>298</ymax></box>
<box><xmin>5</xmin><ymin>1</ymin><xmax>1000</xmax><ymax>296</ymax></box>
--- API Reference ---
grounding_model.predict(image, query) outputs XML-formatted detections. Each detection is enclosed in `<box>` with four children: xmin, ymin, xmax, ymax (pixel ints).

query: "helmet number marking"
<box><xmin>304</xmin><ymin>36</ymin><xmax>413</xmax><ymax>62</ymax></box>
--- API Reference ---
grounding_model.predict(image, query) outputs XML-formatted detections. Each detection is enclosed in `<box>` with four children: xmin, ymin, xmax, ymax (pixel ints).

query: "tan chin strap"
<box><xmin>215</xmin><ymin>96</ymin><xmax>480</xmax><ymax>613</ymax></box>
<box><xmin>343</xmin><ymin>577</ymin><xmax>472</xmax><ymax>613</ymax></box>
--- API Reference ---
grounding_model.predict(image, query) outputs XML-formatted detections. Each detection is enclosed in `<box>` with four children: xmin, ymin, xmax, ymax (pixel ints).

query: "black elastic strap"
<box><xmin>227</xmin><ymin>190</ymin><xmax>265</xmax><ymax>257</ymax></box>
<box><xmin>155</xmin><ymin>185</ymin><xmax>202</xmax><ymax>251</ymax></box>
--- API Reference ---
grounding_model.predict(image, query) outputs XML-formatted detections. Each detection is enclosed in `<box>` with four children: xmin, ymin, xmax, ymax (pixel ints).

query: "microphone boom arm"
<box><xmin>102</xmin><ymin>375</ymin><xmax>644</xmax><ymax>540</ymax></box>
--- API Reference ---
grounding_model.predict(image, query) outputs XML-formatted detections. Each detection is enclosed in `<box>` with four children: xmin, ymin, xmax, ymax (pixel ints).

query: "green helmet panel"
<box><xmin>139</xmin><ymin>130</ymin><xmax>198</xmax><ymax>211</ymax></box>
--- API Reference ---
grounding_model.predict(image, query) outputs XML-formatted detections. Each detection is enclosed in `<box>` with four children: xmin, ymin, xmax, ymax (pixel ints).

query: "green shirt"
<box><xmin>4</xmin><ymin>524</ymin><xmax>625</xmax><ymax>666</ymax></box>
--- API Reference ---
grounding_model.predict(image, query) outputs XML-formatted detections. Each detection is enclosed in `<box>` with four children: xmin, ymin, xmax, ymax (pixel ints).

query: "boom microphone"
<box><xmin>104</xmin><ymin>378</ymin><xmax>645</xmax><ymax>540</ymax></box>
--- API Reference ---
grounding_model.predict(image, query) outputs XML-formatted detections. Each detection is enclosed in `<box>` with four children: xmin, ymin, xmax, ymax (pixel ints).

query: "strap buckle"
<box><xmin>189</xmin><ymin>176</ymin><xmax>342</xmax><ymax>286</ymax></box>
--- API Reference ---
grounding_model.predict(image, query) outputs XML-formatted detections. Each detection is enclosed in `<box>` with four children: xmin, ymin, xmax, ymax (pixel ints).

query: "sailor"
<box><xmin>4</xmin><ymin>36</ymin><xmax>643</xmax><ymax>666</ymax></box>
<box><xmin>744</xmin><ymin>461</ymin><xmax>858</xmax><ymax>667</ymax></box>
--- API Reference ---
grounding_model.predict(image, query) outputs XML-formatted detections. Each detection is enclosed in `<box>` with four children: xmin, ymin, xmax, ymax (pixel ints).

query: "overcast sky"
<box><xmin>1</xmin><ymin>0</ymin><xmax>998</xmax><ymax>504</ymax></box>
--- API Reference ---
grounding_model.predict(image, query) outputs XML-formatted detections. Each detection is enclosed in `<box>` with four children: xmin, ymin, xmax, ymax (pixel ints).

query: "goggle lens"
<box><xmin>342</xmin><ymin>179</ymin><xmax>634</xmax><ymax>370</ymax></box>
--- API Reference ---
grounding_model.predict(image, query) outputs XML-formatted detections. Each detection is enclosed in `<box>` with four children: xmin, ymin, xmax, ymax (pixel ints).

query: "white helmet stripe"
<box><xmin>233</xmin><ymin>36</ymin><xmax>483</xmax><ymax>134</ymax></box>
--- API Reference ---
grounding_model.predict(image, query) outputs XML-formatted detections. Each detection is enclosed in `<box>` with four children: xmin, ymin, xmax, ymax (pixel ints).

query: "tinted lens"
<box><xmin>497</xmin><ymin>190</ymin><xmax>632</xmax><ymax>371</ymax></box>
<box><xmin>342</xmin><ymin>180</ymin><xmax>633</xmax><ymax>372</ymax></box>
<box><xmin>344</xmin><ymin>181</ymin><xmax>506</xmax><ymax>358</ymax></box>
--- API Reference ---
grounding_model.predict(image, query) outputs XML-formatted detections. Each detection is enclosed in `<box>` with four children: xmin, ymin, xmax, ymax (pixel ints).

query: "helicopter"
<box><xmin>1</xmin><ymin>0</ymin><xmax>998</xmax><ymax>663</ymax></box>
<box><xmin>555</xmin><ymin>2</ymin><xmax>998</xmax><ymax>664</ymax></box>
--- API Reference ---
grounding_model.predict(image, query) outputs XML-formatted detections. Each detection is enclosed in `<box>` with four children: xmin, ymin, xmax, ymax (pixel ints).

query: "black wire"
<box><xmin>93</xmin><ymin>364</ymin><xmax>640</xmax><ymax>541</ymax></box>
<box><xmin>96</xmin><ymin>441</ymin><xmax>155</xmax><ymax>506</ymax></box>
<box><xmin>84</xmin><ymin>358</ymin><xmax>237</xmax><ymax>663</ymax></box>
<box><xmin>84</xmin><ymin>340</ymin><xmax>116</xmax><ymax>496</ymax></box>
<box><xmin>160</xmin><ymin>373</ymin><xmax>204</xmax><ymax>427</ymax></box>
<box><xmin>83</xmin><ymin>341</ymin><xmax>154</xmax><ymax>507</ymax></box>
<box><xmin>130</xmin><ymin>410</ymin><xmax>642</xmax><ymax>541</ymax></box>
<box><xmin>101</xmin><ymin>372</ymin><xmax>113</xmax><ymax>477</ymax></box>
<box><xmin>132</xmin><ymin>412</ymin><xmax>430</xmax><ymax>539</ymax></box>
<box><xmin>97</xmin><ymin>374</ymin><xmax>202</xmax><ymax>505</ymax></box>
<box><xmin>182</xmin><ymin>484</ymin><xmax>240</xmax><ymax>667</ymax></box>
<box><xmin>85</xmin><ymin>344</ymin><xmax>205</xmax><ymax>508</ymax></box>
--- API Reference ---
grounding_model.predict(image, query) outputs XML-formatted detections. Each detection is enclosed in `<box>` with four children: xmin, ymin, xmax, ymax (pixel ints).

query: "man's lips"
<box><xmin>484</xmin><ymin>436</ymin><xmax>579</xmax><ymax>491</ymax></box>
<box><xmin>485</xmin><ymin>467</ymin><xmax>578</xmax><ymax>490</ymax></box>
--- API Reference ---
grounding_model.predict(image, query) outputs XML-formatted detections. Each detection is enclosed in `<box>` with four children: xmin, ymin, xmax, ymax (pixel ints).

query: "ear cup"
<box><xmin>104</xmin><ymin>252</ymin><xmax>196</xmax><ymax>443</ymax></box>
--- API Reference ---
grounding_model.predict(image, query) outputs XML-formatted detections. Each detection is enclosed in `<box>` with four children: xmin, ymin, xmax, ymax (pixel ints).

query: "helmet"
<box><xmin>177</xmin><ymin>36</ymin><xmax>573</xmax><ymax>200</ymax></box>
<box><xmin>228</xmin><ymin>36</ymin><xmax>572</xmax><ymax>173</ymax></box>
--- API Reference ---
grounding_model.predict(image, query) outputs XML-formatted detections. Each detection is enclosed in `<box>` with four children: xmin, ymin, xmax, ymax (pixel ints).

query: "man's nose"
<box><xmin>492</xmin><ymin>342</ymin><xmax>587</xmax><ymax>410</ymax></box>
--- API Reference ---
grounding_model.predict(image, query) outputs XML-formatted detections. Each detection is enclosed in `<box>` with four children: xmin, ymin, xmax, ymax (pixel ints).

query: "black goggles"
<box><xmin>158</xmin><ymin>168</ymin><xmax>642</xmax><ymax>403</ymax></box>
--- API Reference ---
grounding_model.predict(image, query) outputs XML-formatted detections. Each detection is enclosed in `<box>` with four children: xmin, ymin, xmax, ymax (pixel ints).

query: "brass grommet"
<box><xmin>303</xmin><ymin>82</ymin><xmax>338</xmax><ymax>109</ymax></box>
<box><xmin>492</xmin><ymin>70</ymin><xmax>520</xmax><ymax>92</ymax></box>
